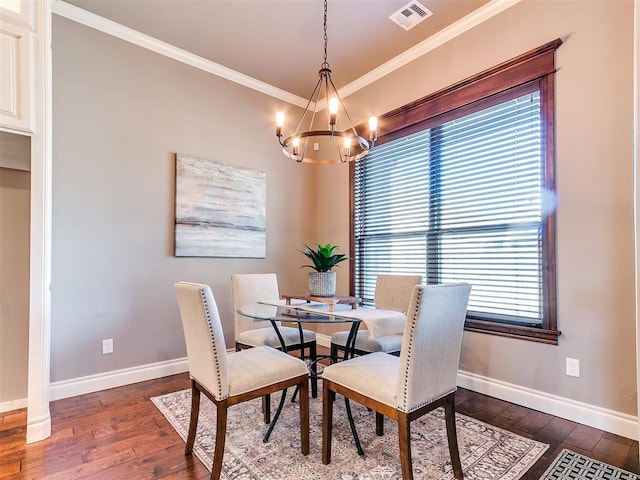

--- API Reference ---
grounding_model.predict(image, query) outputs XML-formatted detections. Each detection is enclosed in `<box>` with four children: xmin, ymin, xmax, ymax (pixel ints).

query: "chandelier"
<box><xmin>275</xmin><ymin>0</ymin><xmax>377</xmax><ymax>164</ymax></box>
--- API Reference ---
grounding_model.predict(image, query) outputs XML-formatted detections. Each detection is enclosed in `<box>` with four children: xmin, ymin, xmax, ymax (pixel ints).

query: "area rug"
<box><xmin>539</xmin><ymin>449</ymin><xmax>640</xmax><ymax>480</ymax></box>
<box><xmin>151</xmin><ymin>388</ymin><xmax>548</xmax><ymax>480</ymax></box>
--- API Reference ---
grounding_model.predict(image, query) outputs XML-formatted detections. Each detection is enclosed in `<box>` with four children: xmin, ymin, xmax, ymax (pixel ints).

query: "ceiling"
<box><xmin>62</xmin><ymin>0</ymin><xmax>492</xmax><ymax>100</ymax></box>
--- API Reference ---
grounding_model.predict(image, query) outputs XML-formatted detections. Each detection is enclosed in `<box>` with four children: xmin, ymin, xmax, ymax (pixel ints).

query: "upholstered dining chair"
<box><xmin>330</xmin><ymin>274</ymin><xmax>422</xmax><ymax>360</ymax></box>
<box><xmin>231</xmin><ymin>273</ymin><xmax>318</xmax><ymax>396</ymax></box>
<box><xmin>175</xmin><ymin>282</ymin><xmax>310</xmax><ymax>480</ymax></box>
<box><xmin>322</xmin><ymin>283</ymin><xmax>471</xmax><ymax>480</ymax></box>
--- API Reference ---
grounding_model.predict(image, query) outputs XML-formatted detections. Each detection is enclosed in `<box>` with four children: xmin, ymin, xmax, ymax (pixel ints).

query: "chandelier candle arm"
<box><xmin>272</xmin><ymin>0</ymin><xmax>377</xmax><ymax>165</ymax></box>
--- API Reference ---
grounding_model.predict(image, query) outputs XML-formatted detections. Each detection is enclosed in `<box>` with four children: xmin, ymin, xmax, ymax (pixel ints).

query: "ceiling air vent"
<box><xmin>389</xmin><ymin>1</ymin><xmax>433</xmax><ymax>31</ymax></box>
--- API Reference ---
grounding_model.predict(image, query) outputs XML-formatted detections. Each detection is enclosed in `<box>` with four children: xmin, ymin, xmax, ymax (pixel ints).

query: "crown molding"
<box><xmin>52</xmin><ymin>0</ymin><xmax>520</xmax><ymax>107</ymax></box>
<box><xmin>339</xmin><ymin>0</ymin><xmax>523</xmax><ymax>98</ymax></box>
<box><xmin>51</xmin><ymin>0</ymin><xmax>309</xmax><ymax>108</ymax></box>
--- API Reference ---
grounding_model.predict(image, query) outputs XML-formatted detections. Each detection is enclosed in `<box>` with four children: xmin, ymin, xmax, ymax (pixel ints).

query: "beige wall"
<box><xmin>0</xmin><ymin>165</ymin><xmax>30</xmax><ymax>406</ymax></box>
<box><xmin>51</xmin><ymin>0</ymin><xmax>636</xmax><ymax>420</ymax></box>
<box><xmin>317</xmin><ymin>0</ymin><xmax>636</xmax><ymax>416</ymax></box>
<box><xmin>52</xmin><ymin>17</ymin><xmax>316</xmax><ymax>383</ymax></box>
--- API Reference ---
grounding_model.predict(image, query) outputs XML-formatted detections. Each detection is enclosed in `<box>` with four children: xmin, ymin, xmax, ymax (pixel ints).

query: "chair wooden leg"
<box><xmin>322</xmin><ymin>384</ymin><xmax>336</xmax><ymax>464</ymax></box>
<box><xmin>445</xmin><ymin>393</ymin><xmax>463</xmax><ymax>480</ymax></box>
<box><xmin>262</xmin><ymin>394</ymin><xmax>271</xmax><ymax>424</ymax></box>
<box><xmin>211</xmin><ymin>400</ymin><xmax>228</xmax><ymax>480</ymax></box>
<box><xmin>375</xmin><ymin>412</ymin><xmax>384</xmax><ymax>436</ymax></box>
<box><xmin>299</xmin><ymin>376</ymin><xmax>310</xmax><ymax>455</ymax></box>
<box><xmin>185</xmin><ymin>380</ymin><xmax>200</xmax><ymax>454</ymax></box>
<box><xmin>398</xmin><ymin>412</ymin><xmax>413</xmax><ymax>480</ymax></box>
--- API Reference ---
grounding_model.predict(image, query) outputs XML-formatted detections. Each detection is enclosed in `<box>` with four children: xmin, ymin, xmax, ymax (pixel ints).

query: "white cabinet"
<box><xmin>0</xmin><ymin>0</ymin><xmax>35</xmax><ymax>134</ymax></box>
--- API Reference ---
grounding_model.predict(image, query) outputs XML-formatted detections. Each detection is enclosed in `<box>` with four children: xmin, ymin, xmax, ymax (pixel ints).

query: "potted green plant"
<box><xmin>301</xmin><ymin>243</ymin><xmax>347</xmax><ymax>297</ymax></box>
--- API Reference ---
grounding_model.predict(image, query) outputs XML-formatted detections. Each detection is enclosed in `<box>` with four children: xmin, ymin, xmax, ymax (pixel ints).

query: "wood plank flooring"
<box><xmin>2</xmin><ymin>366</ymin><xmax>638</xmax><ymax>479</ymax></box>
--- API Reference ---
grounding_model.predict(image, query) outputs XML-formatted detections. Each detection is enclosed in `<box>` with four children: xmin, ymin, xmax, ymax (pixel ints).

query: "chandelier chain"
<box><xmin>322</xmin><ymin>0</ymin><xmax>329</xmax><ymax>69</ymax></box>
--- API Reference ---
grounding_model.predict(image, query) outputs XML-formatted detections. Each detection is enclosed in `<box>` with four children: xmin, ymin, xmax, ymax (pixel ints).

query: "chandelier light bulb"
<box><xmin>329</xmin><ymin>97</ymin><xmax>339</xmax><ymax>114</ymax></box>
<box><xmin>328</xmin><ymin>97</ymin><xmax>339</xmax><ymax>129</ymax></box>
<box><xmin>292</xmin><ymin>137</ymin><xmax>300</xmax><ymax>156</ymax></box>
<box><xmin>275</xmin><ymin>112</ymin><xmax>285</xmax><ymax>137</ymax></box>
<box><xmin>343</xmin><ymin>136</ymin><xmax>352</xmax><ymax>157</ymax></box>
<box><xmin>369</xmin><ymin>116</ymin><xmax>378</xmax><ymax>142</ymax></box>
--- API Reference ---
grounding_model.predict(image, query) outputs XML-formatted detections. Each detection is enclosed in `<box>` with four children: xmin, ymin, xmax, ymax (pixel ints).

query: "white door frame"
<box><xmin>26</xmin><ymin>0</ymin><xmax>52</xmax><ymax>443</ymax></box>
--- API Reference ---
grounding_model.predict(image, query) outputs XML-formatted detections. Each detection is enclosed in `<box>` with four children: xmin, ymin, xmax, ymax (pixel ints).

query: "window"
<box><xmin>350</xmin><ymin>40</ymin><xmax>561</xmax><ymax>344</ymax></box>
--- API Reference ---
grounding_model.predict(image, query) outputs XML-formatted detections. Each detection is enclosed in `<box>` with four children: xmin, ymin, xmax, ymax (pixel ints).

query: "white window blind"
<box><xmin>354</xmin><ymin>91</ymin><xmax>543</xmax><ymax>326</ymax></box>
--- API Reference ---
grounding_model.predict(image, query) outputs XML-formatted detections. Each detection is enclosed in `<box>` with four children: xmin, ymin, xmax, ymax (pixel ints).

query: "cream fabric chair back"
<box><xmin>174</xmin><ymin>282</ymin><xmax>230</xmax><ymax>401</ymax></box>
<box><xmin>396</xmin><ymin>283</ymin><xmax>471</xmax><ymax>413</ymax></box>
<box><xmin>374</xmin><ymin>274</ymin><xmax>423</xmax><ymax>312</ymax></box>
<box><xmin>231</xmin><ymin>273</ymin><xmax>281</xmax><ymax>338</ymax></box>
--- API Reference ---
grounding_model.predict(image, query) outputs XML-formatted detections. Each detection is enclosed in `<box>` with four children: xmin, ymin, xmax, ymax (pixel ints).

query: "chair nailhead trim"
<box><xmin>399</xmin><ymin>286</ymin><xmax>422</xmax><ymax>413</ymax></box>
<box><xmin>199</xmin><ymin>286</ymin><xmax>224</xmax><ymax>399</ymax></box>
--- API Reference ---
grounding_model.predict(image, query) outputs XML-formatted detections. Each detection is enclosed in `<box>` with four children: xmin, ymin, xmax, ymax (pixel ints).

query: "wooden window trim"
<box><xmin>350</xmin><ymin>39</ymin><xmax>562</xmax><ymax>344</ymax></box>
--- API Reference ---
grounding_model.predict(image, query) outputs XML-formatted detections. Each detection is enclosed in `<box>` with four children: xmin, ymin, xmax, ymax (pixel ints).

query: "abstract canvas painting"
<box><xmin>174</xmin><ymin>153</ymin><xmax>266</xmax><ymax>257</ymax></box>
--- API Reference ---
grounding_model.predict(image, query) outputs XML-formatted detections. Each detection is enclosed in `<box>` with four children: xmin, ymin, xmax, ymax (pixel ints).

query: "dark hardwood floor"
<box><xmin>2</xmin><ymin>350</ymin><xmax>638</xmax><ymax>479</ymax></box>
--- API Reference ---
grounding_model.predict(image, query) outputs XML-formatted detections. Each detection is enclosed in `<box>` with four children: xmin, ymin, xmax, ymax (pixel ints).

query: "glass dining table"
<box><xmin>237</xmin><ymin>301</ymin><xmax>366</xmax><ymax>454</ymax></box>
<box><xmin>237</xmin><ymin>301</ymin><xmax>363</xmax><ymax>360</ymax></box>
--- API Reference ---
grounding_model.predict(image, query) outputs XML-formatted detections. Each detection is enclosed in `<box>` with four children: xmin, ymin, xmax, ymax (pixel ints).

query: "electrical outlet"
<box><xmin>102</xmin><ymin>338</ymin><xmax>113</xmax><ymax>355</ymax></box>
<box><xmin>566</xmin><ymin>357</ymin><xmax>580</xmax><ymax>377</ymax></box>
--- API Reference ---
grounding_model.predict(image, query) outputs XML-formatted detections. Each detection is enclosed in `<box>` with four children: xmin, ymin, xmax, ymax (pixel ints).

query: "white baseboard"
<box><xmin>48</xmin><ymin>357</ymin><xmax>189</xmax><ymax>401</ymax></box>
<box><xmin>0</xmin><ymin>397</ymin><xmax>27</xmax><ymax>413</ymax></box>
<box><xmin>26</xmin><ymin>411</ymin><xmax>51</xmax><ymax>444</ymax></box>
<box><xmin>45</xmin><ymin>343</ymin><xmax>639</xmax><ymax>441</ymax></box>
<box><xmin>458</xmin><ymin>370</ymin><xmax>639</xmax><ymax>440</ymax></box>
<box><xmin>318</xmin><ymin>333</ymin><xmax>638</xmax><ymax>440</ymax></box>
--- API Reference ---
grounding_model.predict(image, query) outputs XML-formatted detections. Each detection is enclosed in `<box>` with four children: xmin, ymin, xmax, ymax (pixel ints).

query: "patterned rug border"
<box><xmin>152</xmin><ymin>388</ymin><xmax>549</xmax><ymax>480</ymax></box>
<box><xmin>539</xmin><ymin>449</ymin><xmax>640</xmax><ymax>480</ymax></box>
